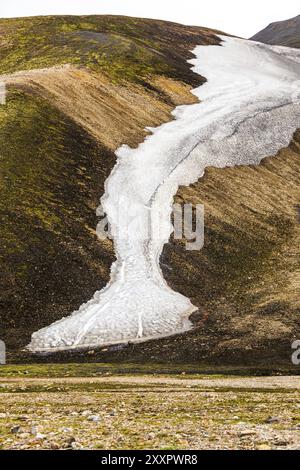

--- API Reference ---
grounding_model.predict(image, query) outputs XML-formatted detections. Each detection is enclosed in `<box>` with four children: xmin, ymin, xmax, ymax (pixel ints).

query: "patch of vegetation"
<box><xmin>0</xmin><ymin>87</ymin><xmax>115</xmax><ymax>350</ymax></box>
<box><xmin>1</xmin><ymin>363</ymin><xmax>297</xmax><ymax>377</ymax></box>
<box><xmin>0</xmin><ymin>16</ymin><xmax>219</xmax><ymax>84</ymax></box>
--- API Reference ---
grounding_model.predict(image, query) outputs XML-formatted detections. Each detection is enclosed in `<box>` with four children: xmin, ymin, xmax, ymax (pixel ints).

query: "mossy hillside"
<box><xmin>0</xmin><ymin>15</ymin><xmax>298</xmax><ymax>366</ymax></box>
<box><xmin>0</xmin><ymin>87</ymin><xmax>115</xmax><ymax>349</ymax></box>
<box><xmin>2</xmin><ymin>88</ymin><xmax>299</xmax><ymax>362</ymax></box>
<box><xmin>72</xmin><ymin>132</ymin><xmax>300</xmax><ymax>365</ymax></box>
<box><xmin>163</xmin><ymin>199</ymin><xmax>294</xmax><ymax>313</ymax></box>
<box><xmin>0</xmin><ymin>16</ymin><xmax>221</xmax><ymax>358</ymax></box>
<box><xmin>0</xmin><ymin>15</ymin><xmax>220</xmax><ymax>84</ymax></box>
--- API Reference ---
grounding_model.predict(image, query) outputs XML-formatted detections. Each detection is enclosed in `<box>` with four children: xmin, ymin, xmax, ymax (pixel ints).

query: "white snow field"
<box><xmin>28</xmin><ymin>36</ymin><xmax>300</xmax><ymax>353</ymax></box>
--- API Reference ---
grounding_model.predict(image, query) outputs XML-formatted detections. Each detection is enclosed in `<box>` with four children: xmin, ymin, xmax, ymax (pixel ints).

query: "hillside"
<box><xmin>0</xmin><ymin>15</ymin><xmax>220</xmax><ymax>353</ymax></box>
<box><xmin>0</xmin><ymin>16</ymin><xmax>299</xmax><ymax>366</ymax></box>
<box><xmin>251</xmin><ymin>14</ymin><xmax>300</xmax><ymax>48</ymax></box>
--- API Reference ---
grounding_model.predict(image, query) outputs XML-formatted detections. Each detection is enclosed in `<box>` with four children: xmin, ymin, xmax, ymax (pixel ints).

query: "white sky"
<box><xmin>0</xmin><ymin>0</ymin><xmax>299</xmax><ymax>38</ymax></box>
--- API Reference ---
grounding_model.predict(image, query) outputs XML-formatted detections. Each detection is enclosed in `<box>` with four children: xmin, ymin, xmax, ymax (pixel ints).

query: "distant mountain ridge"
<box><xmin>251</xmin><ymin>14</ymin><xmax>300</xmax><ymax>48</ymax></box>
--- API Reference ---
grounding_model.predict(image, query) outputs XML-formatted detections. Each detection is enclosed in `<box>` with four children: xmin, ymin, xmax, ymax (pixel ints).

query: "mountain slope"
<box><xmin>251</xmin><ymin>15</ymin><xmax>300</xmax><ymax>48</ymax></box>
<box><xmin>0</xmin><ymin>16</ymin><xmax>299</xmax><ymax>366</ymax></box>
<box><xmin>0</xmin><ymin>15</ymin><xmax>221</xmax><ymax>352</ymax></box>
<box><xmin>26</xmin><ymin>35</ymin><xmax>300</xmax><ymax>355</ymax></box>
<box><xmin>32</xmin><ymin>129</ymin><xmax>300</xmax><ymax>365</ymax></box>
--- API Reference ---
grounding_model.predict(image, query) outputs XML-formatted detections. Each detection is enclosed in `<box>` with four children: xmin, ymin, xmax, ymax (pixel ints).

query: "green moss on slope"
<box><xmin>0</xmin><ymin>15</ymin><xmax>219</xmax><ymax>85</ymax></box>
<box><xmin>0</xmin><ymin>87</ymin><xmax>115</xmax><ymax>348</ymax></box>
<box><xmin>0</xmin><ymin>16</ymin><xmax>222</xmax><ymax>358</ymax></box>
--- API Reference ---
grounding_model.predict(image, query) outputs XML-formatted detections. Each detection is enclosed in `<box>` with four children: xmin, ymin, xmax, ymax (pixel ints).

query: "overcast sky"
<box><xmin>0</xmin><ymin>0</ymin><xmax>299</xmax><ymax>38</ymax></box>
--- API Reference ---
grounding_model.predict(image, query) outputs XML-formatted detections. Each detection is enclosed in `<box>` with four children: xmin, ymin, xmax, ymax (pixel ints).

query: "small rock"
<box><xmin>31</xmin><ymin>426</ymin><xmax>38</xmax><ymax>435</ymax></box>
<box><xmin>257</xmin><ymin>444</ymin><xmax>272</xmax><ymax>450</ymax></box>
<box><xmin>239</xmin><ymin>430</ymin><xmax>256</xmax><ymax>437</ymax></box>
<box><xmin>87</xmin><ymin>415</ymin><xmax>100</xmax><ymax>422</ymax></box>
<box><xmin>265</xmin><ymin>416</ymin><xmax>280</xmax><ymax>424</ymax></box>
<box><xmin>18</xmin><ymin>416</ymin><xmax>28</xmax><ymax>421</ymax></box>
<box><xmin>50</xmin><ymin>443</ymin><xmax>60</xmax><ymax>450</ymax></box>
<box><xmin>71</xmin><ymin>441</ymin><xmax>82</xmax><ymax>450</ymax></box>
<box><xmin>82</xmin><ymin>410</ymin><xmax>92</xmax><ymax>417</ymax></box>
<box><xmin>0</xmin><ymin>413</ymin><xmax>7</xmax><ymax>418</ymax></box>
<box><xmin>35</xmin><ymin>433</ymin><xmax>46</xmax><ymax>440</ymax></box>
<box><xmin>11</xmin><ymin>426</ymin><xmax>21</xmax><ymax>434</ymax></box>
<box><xmin>66</xmin><ymin>436</ymin><xmax>76</xmax><ymax>447</ymax></box>
<box><xmin>274</xmin><ymin>441</ymin><xmax>288</xmax><ymax>447</ymax></box>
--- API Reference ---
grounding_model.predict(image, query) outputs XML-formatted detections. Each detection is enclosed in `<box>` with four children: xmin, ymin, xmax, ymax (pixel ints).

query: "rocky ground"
<box><xmin>0</xmin><ymin>364</ymin><xmax>299</xmax><ymax>450</ymax></box>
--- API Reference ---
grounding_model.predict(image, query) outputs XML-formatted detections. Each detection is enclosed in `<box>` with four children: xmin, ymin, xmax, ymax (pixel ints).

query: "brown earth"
<box><xmin>2</xmin><ymin>65</ymin><xmax>198</xmax><ymax>151</ymax></box>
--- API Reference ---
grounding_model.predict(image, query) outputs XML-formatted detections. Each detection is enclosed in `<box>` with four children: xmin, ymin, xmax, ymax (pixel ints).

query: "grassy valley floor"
<box><xmin>0</xmin><ymin>364</ymin><xmax>299</xmax><ymax>450</ymax></box>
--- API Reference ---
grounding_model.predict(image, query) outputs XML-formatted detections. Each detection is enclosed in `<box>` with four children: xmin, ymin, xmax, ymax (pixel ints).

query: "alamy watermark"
<box><xmin>96</xmin><ymin>202</ymin><xmax>204</xmax><ymax>251</ymax></box>
<box><xmin>291</xmin><ymin>340</ymin><xmax>300</xmax><ymax>366</ymax></box>
<box><xmin>173</xmin><ymin>203</ymin><xmax>204</xmax><ymax>251</ymax></box>
<box><xmin>0</xmin><ymin>340</ymin><xmax>6</xmax><ymax>365</ymax></box>
<box><xmin>0</xmin><ymin>81</ymin><xmax>6</xmax><ymax>105</ymax></box>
